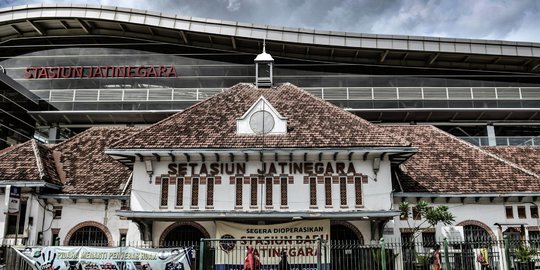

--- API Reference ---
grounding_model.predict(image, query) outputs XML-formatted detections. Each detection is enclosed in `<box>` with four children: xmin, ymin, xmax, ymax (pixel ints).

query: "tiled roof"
<box><xmin>112</xmin><ymin>83</ymin><xmax>410</xmax><ymax>149</ymax></box>
<box><xmin>0</xmin><ymin>140</ymin><xmax>62</xmax><ymax>186</ymax></box>
<box><xmin>484</xmin><ymin>146</ymin><xmax>540</xmax><ymax>175</ymax></box>
<box><xmin>382</xmin><ymin>125</ymin><xmax>540</xmax><ymax>193</ymax></box>
<box><xmin>52</xmin><ymin>127</ymin><xmax>140</xmax><ymax>195</ymax></box>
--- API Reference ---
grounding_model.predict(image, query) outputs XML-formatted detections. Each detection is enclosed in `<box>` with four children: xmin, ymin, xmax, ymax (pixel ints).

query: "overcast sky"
<box><xmin>1</xmin><ymin>0</ymin><xmax>539</xmax><ymax>42</ymax></box>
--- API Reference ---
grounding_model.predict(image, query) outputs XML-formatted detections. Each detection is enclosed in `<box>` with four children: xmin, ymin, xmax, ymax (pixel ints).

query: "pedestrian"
<box><xmin>243</xmin><ymin>245</ymin><xmax>261</xmax><ymax>270</ymax></box>
<box><xmin>432</xmin><ymin>244</ymin><xmax>441</xmax><ymax>270</ymax></box>
<box><xmin>277</xmin><ymin>250</ymin><xmax>290</xmax><ymax>270</ymax></box>
<box><xmin>477</xmin><ymin>245</ymin><xmax>490</xmax><ymax>270</ymax></box>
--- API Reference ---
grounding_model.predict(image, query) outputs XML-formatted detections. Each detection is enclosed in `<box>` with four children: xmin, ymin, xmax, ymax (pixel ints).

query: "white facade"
<box><xmin>391</xmin><ymin>198</ymin><xmax>540</xmax><ymax>242</ymax></box>
<box><xmin>128</xmin><ymin>150</ymin><xmax>394</xmax><ymax>241</ymax></box>
<box><xmin>0</xmin><ymin>192</ymin><xmax>135</xmax><ymax>245</ymax></box>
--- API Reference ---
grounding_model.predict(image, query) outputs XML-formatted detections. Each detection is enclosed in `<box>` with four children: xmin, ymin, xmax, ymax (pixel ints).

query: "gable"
<box><xmin>236</xmin><ymin>96</ymin><xmax>287</xmax><ymax>135</ymax></box>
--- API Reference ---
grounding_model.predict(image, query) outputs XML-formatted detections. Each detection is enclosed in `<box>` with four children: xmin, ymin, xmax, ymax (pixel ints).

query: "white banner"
<box><xmin>215</xmin><ymin>220</ymin><xmax>330</xmax><ymax>270</ymax></box>
<box><xmin>16</xmin><ymin>246</ymin><xmax>193</xmax><ymax>270</ymax></box>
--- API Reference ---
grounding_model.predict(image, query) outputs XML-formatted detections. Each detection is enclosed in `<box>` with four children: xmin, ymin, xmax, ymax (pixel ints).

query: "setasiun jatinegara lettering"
<box><xmin>24</xmin><ymin>65</ymin><xmax>177</xmax><ymax>79</ymax></box>
<box><xmin>167</xmin><ymin>162</ymin><xmax>356</xmax><ymax>175</ymax></box>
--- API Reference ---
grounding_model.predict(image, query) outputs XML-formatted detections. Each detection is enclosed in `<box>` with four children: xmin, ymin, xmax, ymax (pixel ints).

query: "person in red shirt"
<box><xmin>432</xmin><ymin>244</ymin><xmax>441</xmax><ymax>270</ymax></box>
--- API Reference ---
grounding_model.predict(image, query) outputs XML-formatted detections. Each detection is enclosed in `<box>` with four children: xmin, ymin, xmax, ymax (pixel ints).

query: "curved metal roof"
<box><xmin>0</xmin><ymin>4</ymin><xmax>539</xmax><ymax>74</ymax></box>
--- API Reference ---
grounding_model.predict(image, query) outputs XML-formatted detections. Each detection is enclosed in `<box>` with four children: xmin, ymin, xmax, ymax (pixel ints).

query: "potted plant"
<box><xmin>515</xmin><ymin>245</ymin><xmax>537</xmax><ymax>270</ymax></box>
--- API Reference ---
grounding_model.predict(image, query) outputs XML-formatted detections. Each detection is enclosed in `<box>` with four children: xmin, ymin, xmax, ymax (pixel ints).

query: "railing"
<box><xmin>460</xmin><ymin>136</ymin><xmax>540</xmax><ymax>146</ymax></box>
<box><xmin>31</xmin><ymin>87</ymin><xmax>540</xmax><ymax>103</ymax></box>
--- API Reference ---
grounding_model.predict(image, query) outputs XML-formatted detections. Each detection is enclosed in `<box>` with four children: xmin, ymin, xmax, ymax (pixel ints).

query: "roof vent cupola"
<box><xmin>254</xmin><ymin>41</ymin><xmax>274</xmax><ymax>88</ymax></box>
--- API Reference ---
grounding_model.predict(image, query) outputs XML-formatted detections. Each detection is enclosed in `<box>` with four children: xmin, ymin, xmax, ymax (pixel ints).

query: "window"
<box><xmin>176</xmin><ymin>177</ymin><xmax>184</xmax><ymax>207</ymax></box>
<box><xmin>531</xmin><ymin>206</ymin><xmax>539</xmax><ymax>218</ymax></box>
<box><xmin>206</xmin><ymin>177</ymin><xmax>214</xmax><ymax>207</ymax></box>
<box><xmin>160</xmin><ymin>177</ymin><xmax>169</xmax><ymax>207</ymax></box>
<box><xmin>413</xmin><ymin>206</ymin><xmax>421</xmax><ymax>220</ymax></box>
<box><xmin>52</xmin><ymin>232</ymin><xmax>60</xmax><ymax>246</ymax></box>
<box><xmin>506</xmin><ymin>206</ymin><xmax>514</xmax><ymax>219</ymax></box>
<box><xmin>422</xmin><ymin>232</ymin><xmax>436</xmax><ymax>247</ymax></box>
<box><xmin>119</xmin><ymin>232</ymin><xmax>127</xmax><ymax>247</ymax></box>
<box><xmin>120</xmin><ymin>200</ymin><xmax>129</xmax><ymax>210</ymax></box>
<box><xmin>339</xmin><ymin>176</ymin><xmax>347</xmax><ymax>206</ymax></box>
<box><xmin>68</xmin><ymin>226</ymin><xmax>108</xmax><ymax>246</ymax></box>
<box><xmin>530</xmin><ymin>231</ymin><xmax>540</xmax><ymax>249</ymax></box>
<box><xmin>191</xmin><ymin>177</ymin><xmax>199</xmax><ymax>207</ymax></box>
<box><xmin>354</xmin><ymin>176</ymin><xmax>363</xmax><ymax>206</ymax></box>
<box><xmin>518</xmin><ymin>206</ymin><xmax>527</xmax><ymax>219</ymax></box>
<box><xmin>53</xmin><ymin>206</ymin><xmax>63</xmax><ymax>219</ymax></box>
<box><xmin>309</xmin><ymin>177</ymin><xmax>317</xmax><ymax>207</ymax></box>
<box><xmin>265</xmin><ymin>177</ymin><xmax>273</xmax><ymax>207</ymax></box>
<box><xmin>280</xmin><ymin>177</ymin><xmax>288</xmax><ymax>206</ymax></box>
<box><xmin>235</xmin><ymin>177</ymin><xmax>243</xmax><ymax>207</ymax></box>
<box><xmin>6</xmin><ymin>200</ymin><xmax>27</xmax><ymax>235</ymax></box>
<box><xmin>250</xmin><ymin>177</ymin><xmax>258</xmax><ymax>207</ymax></box>
<box><xmin>325</xmin><ymin>176</ymin><xmax>332</xmax><ymax>206</ymax></box>
<box><xmin>401</xmin><ymin>232</ymin><xmax>415</xmax><ymax>263</ymax></box>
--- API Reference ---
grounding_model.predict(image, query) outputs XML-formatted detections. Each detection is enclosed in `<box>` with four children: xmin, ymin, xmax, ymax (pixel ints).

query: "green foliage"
<box><xmin>398</xmin><ymin>200</ymin><xmax>455</xmax><ymax>240</ymax></box>
<box><xmin>515</xmin><ymin>245</ymin><xmax>537</xmax><ymax>262</ymax></box>
<box><xmin>425</xmin><ymin>205</ymin><xmax>455</xmax><ymax>227</ymax></box>
<box><xmin>416</xmin><ymin>255</ymin><xmax>429</xmax><ymax>265</ymax></box>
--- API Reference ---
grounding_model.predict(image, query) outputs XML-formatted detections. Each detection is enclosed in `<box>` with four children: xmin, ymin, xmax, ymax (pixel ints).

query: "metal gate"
<box><xmin>200</xmin><ymin>238</ymin><xmax>326</xmax><ymax>270</ymax></box>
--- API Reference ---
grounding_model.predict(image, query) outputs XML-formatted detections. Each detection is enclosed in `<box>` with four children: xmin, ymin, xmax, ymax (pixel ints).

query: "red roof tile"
<box><xmin>112</xmin><ymin>83</ymin><xmax>410</xmax><ymax>149</ymax></box>
<box><xmin>484</xmin><ymin>146</ymin><xmax>540</xmax><ymax>175</ymax></box>
<box><xmin>382</xmin><ymin>125</ymin><xmax>540</xmax><ymax>193</ymax></box>
<box><xmin>52</xmin><ymin>127</ymin><xmax>140</xmax><ymax>195</ymax></box>
<box><xmin>0</xmin><ymin>140</ymin><xmax>62</xmax><ymax>186</ymax></box>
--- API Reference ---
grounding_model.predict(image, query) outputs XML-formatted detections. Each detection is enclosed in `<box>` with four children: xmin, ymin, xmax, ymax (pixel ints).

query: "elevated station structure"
<box><xmin>0</xmin><ymin>4</ymin><xmax>539</xmax><ymax>147</ymax></box>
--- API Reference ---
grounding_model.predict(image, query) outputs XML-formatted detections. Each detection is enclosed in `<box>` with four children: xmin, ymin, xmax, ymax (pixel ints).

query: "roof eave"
<box><xmin>106</xmin><ymin>147</ymin><xmax>416</xmax><ymax>155</ymax></box>
<box><xmin>393</xmin><ymin>192</ymin><xmax>540</xmax><ymax>202</ymax></box>
<box><xmin>39</xmin><ymin>194</ymin><xmax>129</xmax><ymax>200</ymax></box>
<box><xmin>0</xmin><ymin>180</ymin><xmax>61</xmax><ymax>189</ymax></box>
<box><xmin>116</xmin><ymin>210</ymin><xmax>400</xmax><ymax>221</ymax></box>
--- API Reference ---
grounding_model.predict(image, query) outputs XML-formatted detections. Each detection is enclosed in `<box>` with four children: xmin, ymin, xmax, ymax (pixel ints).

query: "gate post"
<box><xmin>380</xmin><ymin>238</ymin><xmax>386</xmax><ymax>270</ymax></box>
<box><xmin>199</xmin><ymin>238</ymin><xmax>205</xmax><ymax>270</ymax></box>
<box><xmin>317</xmin><ymin>237</ymin><xmax>322</xmax><ymax>270</ymax></box>
<box><xmin>443</xmin><ymin>238</ymin><xmax>449</xmax><ymax>270</ymax></box>
<box><xmin>504</xmin><ymin>236</ymin><xmax>511</xmax><ymax>270</ymax></box>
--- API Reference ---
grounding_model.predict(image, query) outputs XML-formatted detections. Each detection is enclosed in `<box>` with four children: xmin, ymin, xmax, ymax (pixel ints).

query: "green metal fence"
<box><xmin>4</xmin><ymin>237</ymin><xmax>540</xmax><ymax>270</ymax></box>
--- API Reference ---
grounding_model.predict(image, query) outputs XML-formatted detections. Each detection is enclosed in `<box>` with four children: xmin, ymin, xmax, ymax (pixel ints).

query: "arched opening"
<box><xmin>330</xmin><ymin>222</ymin><xmax>364</xmax><ymax>270</ymax></box>
<box><xmin>160</xmin><ymin>223</ymin><xmax>209</xmax><ymax>270</ymax></box>
<box><xmin>464</xmin><ymin>224</ymin><xmax>493</xmax><ymax>246</ymax></box>
<box><xmin>331</xmin><ymin>223</ymin><xmax>364</xmax><ymax>243</ymax></box>
<box><xmin>160</xmin><ymin>223</ymin><xmax>209</xmax><ymax>247</ymax></box>
<box><xmin>454</xmin><ymin>224</ymin><xmax>496</xmax><ymax>269</ymax></box>
<box><xmin>67</xmin><ymin>226</ymin><xmax>109</xmax><ymax>246</ymax></box>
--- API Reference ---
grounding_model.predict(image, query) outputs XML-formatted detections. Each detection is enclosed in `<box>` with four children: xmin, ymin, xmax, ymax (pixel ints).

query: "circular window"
<box><xmin>249</xmin><ymin>111</ymin><xmax>275</xmax><ymax>134</ymax></box>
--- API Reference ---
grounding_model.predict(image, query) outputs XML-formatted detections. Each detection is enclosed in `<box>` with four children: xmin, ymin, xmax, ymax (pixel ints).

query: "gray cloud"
<box><xmin>1</xmin><ymin>0</ymin><xmax>539</xmax><ymax>42</ymax></box>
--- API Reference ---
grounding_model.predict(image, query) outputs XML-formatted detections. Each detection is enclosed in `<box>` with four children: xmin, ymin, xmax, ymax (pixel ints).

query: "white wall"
<box><xmin>130</xmin><ymin>154</ymin><xmax>392</xmax><ymax>213</ymax></box>
<box><xmin>391</xmin><ymin>199</ymin><xmax>540</xmax><ymax>241</ymax></box>
<box><xmin>0</xmin><ymin>191</ymin><xmax>141</xmax><ymax>245</ymax></box>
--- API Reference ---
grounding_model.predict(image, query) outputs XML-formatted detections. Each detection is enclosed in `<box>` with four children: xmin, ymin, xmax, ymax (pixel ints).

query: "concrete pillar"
<box><xmin>487</xmin><ymin>124</ymin><xmax>496</xmax><ymax>146</ymax></box>
<box><xmin>48</xmin><ymin>124</ymin><xmax>60</xmax><ymax>144</ymax></box>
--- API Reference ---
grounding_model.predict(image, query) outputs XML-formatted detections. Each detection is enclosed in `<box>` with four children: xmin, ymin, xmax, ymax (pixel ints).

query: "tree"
<box><xmin>399</xmin><ymin>200</ymin><xmax>455</xmax><ymax>241</ymax></box>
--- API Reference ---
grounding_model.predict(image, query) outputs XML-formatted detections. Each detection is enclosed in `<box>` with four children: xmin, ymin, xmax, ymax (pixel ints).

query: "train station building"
<box><xmin>0</xmin><ymin>4</ymin><xmax>539</xmax><ymax>270</ymax></box>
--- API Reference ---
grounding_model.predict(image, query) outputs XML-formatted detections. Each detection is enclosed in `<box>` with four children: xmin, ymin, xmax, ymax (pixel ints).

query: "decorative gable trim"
<box><xmin>236</xmin><ymin>96</ymin><xmax>287</xmax><ymax>135</ymax></box>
